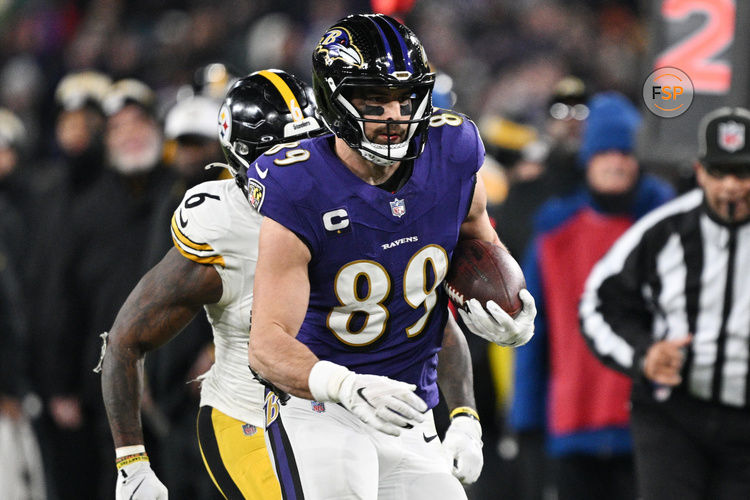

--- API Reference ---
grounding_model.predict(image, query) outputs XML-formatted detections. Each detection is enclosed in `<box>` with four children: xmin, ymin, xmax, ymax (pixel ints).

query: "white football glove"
<box><xmin>457</xmin><ymin>289</ymin><xmax>536</xmax><ymax>347</ymax></box>
<box><xmin>442</xmin><ymin>415</ymin><xmax>483</xmax><ymax>484</ymax></box>
<box><xmin>115</xmin><ymin>461</ymin><xmax>168</xmax><ymax>500</ymax></box>
<box><xmin>308</xmin><ymin>360</ymin><xmax>427</xmax><ymax>436</ymax></box>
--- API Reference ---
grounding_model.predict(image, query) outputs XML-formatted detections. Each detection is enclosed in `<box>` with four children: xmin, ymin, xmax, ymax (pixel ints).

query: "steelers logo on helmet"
<box><xmin>218</xmin><ymin>103</ymin><xmax>232</xmax><ymax>144</ymax></box>
<box><xmin>315</xmin><ymin>27</ymin><xmax>363</xmax><ymax>68</ymax></box>
<box><xmin>312</xmin><ymin>14</ymin><xmax>435</xmax><ymax>167</ymax></box>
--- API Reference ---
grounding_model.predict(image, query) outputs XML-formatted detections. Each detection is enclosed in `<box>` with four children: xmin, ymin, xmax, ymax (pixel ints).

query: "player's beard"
<box><xmin>108</xmin><ymin>134</ymin><xmax>163</xmax><ymax>176</ymax></box>
<box><xmin>369</xmin><ymin>122</ymin><xmax>407</xmax><ymax>145</ymax></box>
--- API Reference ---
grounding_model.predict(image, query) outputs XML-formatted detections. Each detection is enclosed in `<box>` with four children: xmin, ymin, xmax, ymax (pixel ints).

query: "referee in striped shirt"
<box><xmin>579</xmin><ymin>107</ymin><xmax>750</xmax><ymax>500</ymax></box>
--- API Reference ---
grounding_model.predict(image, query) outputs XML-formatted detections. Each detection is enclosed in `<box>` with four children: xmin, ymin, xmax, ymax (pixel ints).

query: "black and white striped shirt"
<box><xmin>580</xmin><ymin>188</ymin><xmax>750</xmax><ymax>408</ymax></box>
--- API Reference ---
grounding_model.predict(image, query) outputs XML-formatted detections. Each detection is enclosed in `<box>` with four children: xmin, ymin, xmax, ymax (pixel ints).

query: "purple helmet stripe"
<box><xmin>368</xmin><ymin>16</ymin><xmax>396</xmax><ymax>74</ymax></box>
<box><xmin>381</xmin><ymin>16</ymin><xmax>414</xmax><ymax>73</ymax></box>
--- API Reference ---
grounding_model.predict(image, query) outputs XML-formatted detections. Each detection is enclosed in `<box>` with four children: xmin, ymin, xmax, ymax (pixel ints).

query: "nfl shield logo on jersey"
<box><xmin>390</xmin><ymin>198</ymin><xmax>406</xmax><ymax>218</ymax></box>
<box><xmin>242</xmin><ymin>423</ymin><xmax>257</xmax><ymax>436</ymax></box>
<box><xmin>718</xmin><ymin>120</ymin><xmax>745</xmax><ymax>152</ymax></box>
<box><xmin>311</xmin><ymin>401</ymin><xmax>326</xmax><ymax>413</ymax></box>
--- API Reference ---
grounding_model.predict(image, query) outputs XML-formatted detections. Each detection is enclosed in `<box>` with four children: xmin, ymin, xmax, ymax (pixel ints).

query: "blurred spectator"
<box><xmin>34</xmin><ymin>70</ymin><xmax>111</xmax><ymax>350</ymax></box>
<box><xmin>0</xmin><ymin>107</ymin><xmax>36</xmax><ymax>338</ymax></box>
<box><xmin>245</xmin><ymin>12</ymin><xmax>299</xmax><ymax>71</ymax></box>
<box><xmin>481</xmin><ymin>116</ymin><xmax>545</xmax><ymax>259</ymax></box>
<box><xmin>163</xmin><ymin>94</ymin><xmax>224</xmax><ymax>188</ymax></box>
<box><xmin>0</xmin><ymin>107</ymin><xmax>30</xmax><ymax>200</ymax></box>
<box><xmin>42</xmin><ymin>78</ymin><xmax>177</xmax><ymax>498</ymax></box>
<box><xmin>0</xmin><ymin>107</ymin><xmax>45</xmax><ymax>499</ymax></box>
<box><xmin>0</xmin><ymin>198</ymin><xmax>26</xmax><ymax>415</ymax></box>
<box><xmin>192</xmin><ymin>62</ymin><xmax>238</xmax><ymax>100</ymax></box>
<box><xmin>481</xmin><ymin>116</ymin><xmax>539</xmax><ymax>174</ymax></box>
<box><xmin>52</xmin><ymin>70</ymin><xmax>111</xmax><ymax>190</ymax></box>
<box><xmin>25</xmin><ymin>70</ymin><xmax>111</xmax><ymax>499</ymax></box>
<box><xmin>545</xmin><ymin>75</ymin><xmax>589</xmax><ymax>180</ymax></box>
<box><xmin>0</xmin><ymin>109</ymin><xmax>30</xmax><ymax>415</ymax></box>
<box><xmin>510</xmin><ymin>92</ymin><xmax>675</xmax><ymax>500</ymax></box>
<box><xmin>0</xmin><ymin>55</ymin><xmax>45</xmax><ymax>145</ymax></box>
<box><xmin>147</xmin><ymin>91</ymin><xmax>226</xmax><ymax>266</ymax></box>
<box><xmin>489</xmin><ymin>76</ymin><xmax>589</xmax><ymax>263</ymax></box>
<box><xmin>0</xmin><ymin>198</ymin><xmax>46</xmax><ymax>500</ymax></box>
<box><xmin>580</xmin><ymin>107</ymin><xmax>750</xmax><ymax>500</ymax></box>
<box><xmin>432</xmin><ymin>71</ymin><xmax>457</xmax><ymax>110</ymax></box>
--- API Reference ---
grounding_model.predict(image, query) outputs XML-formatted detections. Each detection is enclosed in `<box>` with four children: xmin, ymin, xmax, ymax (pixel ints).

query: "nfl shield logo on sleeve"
<box><xmin>311</xmin><ymin>401</ymin><xmax>326</xmax><ymax>413</ymax></box>
<box><xmin>390</xmin><ymin>198</ymin><xmax>406</xmax><ymax>218</ymax></box>
<box><xmin>718</xmin><ymin>121</ymin><xmax>745</xmax><ymax>152</ymax></box>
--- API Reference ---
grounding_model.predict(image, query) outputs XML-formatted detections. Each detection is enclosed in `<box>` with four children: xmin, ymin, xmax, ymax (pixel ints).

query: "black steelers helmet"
<box><xmin>218</xmin><ymin>69</ymin><xmax>325</xmax><ymax>196</ymax></box>
<box><xmin>312</xmin><ymin>14</ymin><xmax>435</xmax><ymax>166</ymax></box>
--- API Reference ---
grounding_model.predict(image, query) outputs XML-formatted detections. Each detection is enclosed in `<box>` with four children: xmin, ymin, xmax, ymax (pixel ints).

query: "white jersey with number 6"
<box><xmin>171</xmin><ymin>178</ymin><xmax>264</xmax><ymax>426</ymax></box>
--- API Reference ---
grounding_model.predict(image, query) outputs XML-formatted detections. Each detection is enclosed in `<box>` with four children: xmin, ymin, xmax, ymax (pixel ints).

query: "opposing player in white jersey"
<box><xmin>100</xmin><ymin>69</ymin><xmax>484</xmax><ymax>500</ymax></box>
<box><xmin>99</xmin><ymin>70</ymin><xmax>325</xmax><ymax>499</ymax></box>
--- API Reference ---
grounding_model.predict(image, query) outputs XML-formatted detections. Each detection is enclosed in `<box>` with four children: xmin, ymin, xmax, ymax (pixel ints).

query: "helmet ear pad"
<box><xmin>312</xmin><ymin>14</ymin><xmax>435</xmax><ymax>165</ymax></box>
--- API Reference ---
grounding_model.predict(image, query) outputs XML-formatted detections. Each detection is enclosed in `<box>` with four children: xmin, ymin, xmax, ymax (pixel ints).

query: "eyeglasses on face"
<box><xmin>549</xmin><ymin>102</ymin><xmax>589</xmax><ymax>121</ymax></box>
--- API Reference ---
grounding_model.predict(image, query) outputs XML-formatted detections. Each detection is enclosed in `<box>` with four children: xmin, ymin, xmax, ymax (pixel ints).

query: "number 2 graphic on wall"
<box><xmin>656</xmin><ymin>0</ymin><xmax>735</xmax><ymax>94</ymax></box>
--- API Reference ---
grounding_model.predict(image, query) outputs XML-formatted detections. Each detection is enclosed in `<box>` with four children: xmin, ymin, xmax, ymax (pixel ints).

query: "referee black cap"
<box><xmin>698</xmin><ymin>107</ymin><xmax>750</xmax><ymax>166</ymax></box>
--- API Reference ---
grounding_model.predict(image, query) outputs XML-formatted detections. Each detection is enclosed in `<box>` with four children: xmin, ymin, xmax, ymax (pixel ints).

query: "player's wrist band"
<box><xmin>308</xmin><ymin>360</ymin><xmax>351</xmax><ymax>402</ymax></box>
<box><xmin>115</xmin><ymin>452</ymin><xmax>149</xmax><ymax>469</ymax></box>
<box><xmin>115</xmin><ymin>445</ymin><xmax>149</xmax><ymax>469</ymax></box>
<box><xmin>449</xmin><ymin>406</ymin><xmax>480</xmax><ymax>422</ymax></box>
<box><xmin>116</xmin><ymin>444</ymin><xmax>146</xmax><ymax>458</ymax></box>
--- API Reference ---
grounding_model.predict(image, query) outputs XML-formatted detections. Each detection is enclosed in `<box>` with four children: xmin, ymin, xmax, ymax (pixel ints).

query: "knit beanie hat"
<box><xmin>578</xmin><ymin>91</ymin><xmax>641</xmax><ymax>166</ymax></box>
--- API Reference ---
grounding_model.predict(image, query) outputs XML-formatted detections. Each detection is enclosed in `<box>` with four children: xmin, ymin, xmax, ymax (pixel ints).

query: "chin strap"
<box><xmin>359</xmin><ymin>139</ymin><xmax>410</xmax><ymax>167</ymax></box>
<box><xmin>204</xmin><ymin>161</ymin><xmax>230</xmax><ymax>171</ymax></box>
<box><xmin>360</xmin><ymin>148</ymin><xmax>398</xmax><ymax>167</ymax></box>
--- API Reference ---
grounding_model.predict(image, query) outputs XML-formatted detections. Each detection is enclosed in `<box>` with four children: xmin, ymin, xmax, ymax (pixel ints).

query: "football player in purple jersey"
<box><xmin>101</xmin><ymin>68</ymin><xmax>485</xmax><ymax>500</ymax></box>
<box><xmin>245</xmin><ymin>14</ymin><xmax>536</xmax><ymax>499</ymax></box>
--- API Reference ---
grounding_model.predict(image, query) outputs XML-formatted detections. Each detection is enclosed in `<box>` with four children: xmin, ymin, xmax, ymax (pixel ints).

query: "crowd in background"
<box><xmin>0</xmin><ymin>0</ymin><xmax>692</xmax><ymax>499</ymax></box>
<box><xmin>0</xmin><ymin>0</ymin><xmax>646</xmax><ymax>161</ymax></box>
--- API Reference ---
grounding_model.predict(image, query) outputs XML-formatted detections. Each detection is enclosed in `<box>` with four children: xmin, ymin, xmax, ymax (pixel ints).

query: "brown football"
<box><xmin>444</xmin><ymin>239</ymin><xmax>526</xmax><ymax>318</ymax></box>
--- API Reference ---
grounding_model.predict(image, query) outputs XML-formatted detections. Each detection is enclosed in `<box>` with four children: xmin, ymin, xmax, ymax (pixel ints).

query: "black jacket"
<box><xmin>0</xmin><ymin>196</ymin><xmax>28</xmax><ymax>396</ymax></box>
<box><xmin>43</xmin><ymin>166</ymin><xmax>177</xmax><ymax>406</ymax></box>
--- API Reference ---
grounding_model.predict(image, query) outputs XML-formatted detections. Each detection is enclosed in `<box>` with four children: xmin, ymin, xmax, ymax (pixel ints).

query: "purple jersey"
<box><xmin>248</xmin><ymin>110</ymin><xmax>483</xmax><ymax>407</ymax></box>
